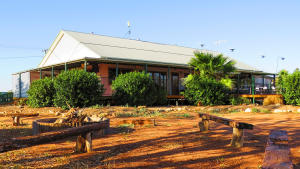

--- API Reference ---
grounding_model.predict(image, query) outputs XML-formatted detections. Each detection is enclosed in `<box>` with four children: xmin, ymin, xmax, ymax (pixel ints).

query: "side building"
<box><xmin>12</xmin><ymin>30</ymin><xmax>278</xmax><ymax>100</ymax></box>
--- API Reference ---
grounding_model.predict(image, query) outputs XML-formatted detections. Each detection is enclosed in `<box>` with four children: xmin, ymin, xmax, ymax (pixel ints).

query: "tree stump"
<box><xmin>12</xmin><ymin>116</ymin><xmax>20</xmax><ymax>126</ymax></box>
<box><xmin>231</xmin><ymin>127</ymin><xmax>244</xmax><ymax>147</ymax></box>
<box><xmin>198</xmin><ymin>119</ymin><xmax>209</xmax><ymax>132</ymax></box>
<box><xmin>262</xmin><ymin>130</ymin><xmax>293</xmax><ymax>169</ymax></box>
<box><xmin>75</xmin><ymin>132</ymin><xmax>92</xmax><ymax>153</ymax></box>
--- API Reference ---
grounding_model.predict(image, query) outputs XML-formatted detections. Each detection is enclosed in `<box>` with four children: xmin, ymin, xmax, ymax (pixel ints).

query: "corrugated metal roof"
<box><xmin>40</xmin><ymin>30</ymin><xmax>261</xmax><ymax>72</ymax></box>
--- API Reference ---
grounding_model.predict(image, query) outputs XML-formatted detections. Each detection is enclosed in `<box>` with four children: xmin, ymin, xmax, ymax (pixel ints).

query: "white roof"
<box><xmin>38</xmin><ymin>30</ymin><xmax>260</xmax><ymax>72</ymax></box>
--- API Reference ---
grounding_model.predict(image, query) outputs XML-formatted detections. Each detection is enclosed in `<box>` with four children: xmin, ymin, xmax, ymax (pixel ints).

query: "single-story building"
<box><xmin>12</xmin><ymin>30</ymin><xmax>278</xmax><ymax>100</ymax></box>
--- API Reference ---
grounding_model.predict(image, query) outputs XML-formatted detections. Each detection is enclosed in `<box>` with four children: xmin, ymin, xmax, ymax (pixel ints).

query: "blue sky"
<box><xmin>0</xmin><ymin>0</ymin><xmax>299</xmax><ymax>91</ymax></box>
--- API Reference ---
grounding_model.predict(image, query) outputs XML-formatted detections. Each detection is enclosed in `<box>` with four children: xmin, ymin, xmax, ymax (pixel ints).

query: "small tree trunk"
<box><xmin>12</xmin><ymin>116</ymin><xmax>20</xmax><ymax>126</ymax></box>
<box><xmin>85</xmin><ymin>132</ymin><xmax>92</xmax><ymax>153</ymax></box>
<box><xmin>231</xmin><ymin>128</ymin><xmax>244</xmax><ymax>147</ymax></box>
<box><xmin>75</xmin><ymin>132</ymin><xmax>92</xmax><ymax>153</ymax></box>
<box><xmin>198</xmin><ymin>119</ymin><xmax>209</xmax><ymax>132</ymax></box>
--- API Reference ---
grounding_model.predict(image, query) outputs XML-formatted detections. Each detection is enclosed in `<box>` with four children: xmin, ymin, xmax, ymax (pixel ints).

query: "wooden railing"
<box><xmin>0</xmin><ymin>92</ymin><xmax>13</xmax><ymax>104</ymax></box>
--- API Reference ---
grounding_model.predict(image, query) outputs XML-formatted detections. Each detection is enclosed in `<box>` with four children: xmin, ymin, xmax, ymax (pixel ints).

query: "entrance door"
<box><xmin>171</xmin><ymin>73</ymin><xmax>179</xmax><ymax>95</ymax></box>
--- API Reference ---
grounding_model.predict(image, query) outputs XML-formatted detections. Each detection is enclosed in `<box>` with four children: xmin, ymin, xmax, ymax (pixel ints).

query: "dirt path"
<box><xmin>0</xmin><ymin>105</ymin><xmax>300</xmax><ymax>168</ymax></box>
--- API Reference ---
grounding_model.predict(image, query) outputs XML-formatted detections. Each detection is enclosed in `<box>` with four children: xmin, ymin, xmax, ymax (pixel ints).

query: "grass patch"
<box><xmin>251</xmin><ymin>108</ymin><xmax>261</xmax><ymax>113</ymax></box>
<box><xmin>143</xmin><ymin>124</ymin><xmax>155</xmax><ymax>128</ymax></box>
<box><xmin>229</xmin><ymin>109</ymin><xmax>240</xmax><ymax>113</ymax></box>
<box><xmin>118</xmin><ymin>123</ymin><xmax>135</xmax><ymax>128</ymax></box>
<box><xmin>165</xmin><ymin>123</ymin><xmax>172</xmax><ymax>127</ymax></box>
<box><xmin>261</xmin><ymin>109</ymin><xmax>271</xmax><ymax>114</ymax></box>
<box><xmin>90</xmin><ymin>104</ymin><xmax>104</xmax><ymax>109</ymax></box>
<box><xmin>115</xmin><ymin>112</ymin><xmax>139</xmax><ymax>118</ymax></box>
<box><xmin>174</xmin><ymin>113</ymin><xmax>194</xmax><ymax>119</ymax></box>
<box><xmin>115</xmin><ymin>110</ymin><xmax>166</xmax><ymax>118</ymax></box>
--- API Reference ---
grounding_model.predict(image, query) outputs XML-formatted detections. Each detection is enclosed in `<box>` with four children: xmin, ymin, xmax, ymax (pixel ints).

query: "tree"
<box><xmin>53</xmin><ymin>70</ymin><xmax>104</xmax><ymax>109</ymax></box>
<box><xmin>27</xmin><ymin>77</ymin><xmax>55</xmax><ymax>107</ymax></box>
<box><xmin>276</xmin><ymin>69</ymin><xmax>289</xmax><ymax>94</ymax></box>
<box><xmin>277</xmin><ymin>69</ymin><xmax>300</xmax><ymax>105</ymax></box>
<box><xmin>183</xmin><ymin>74</ymin><xmax>230</xmax><ymax>105</ymax></box>
<box><xmin>112</xmin><ymin>71</ymin><xmax>167</xmax><ymax>106</ymax></box>
<box><xmin>189</xmin><ymin>52</ymin><xmax>236</xmax><ymax>79</ymax></box>
<box><xmin>183</xmin><ymin>52</ymin><xmax>237</xmax><ymax>105</ymax></box>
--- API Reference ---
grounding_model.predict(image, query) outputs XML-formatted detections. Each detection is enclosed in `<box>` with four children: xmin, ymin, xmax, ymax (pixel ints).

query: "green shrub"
<box><xmin>27</xmin><ymin>77</ymin><xmax>55</xmax><ymax>107</ymax></box>
<box><xmin>278</xmin><ymin>69</ymin><xmax>300</xmax><ymax>105</ymax></box>
<box><xmin>153</xmin><ymin>84</ymin><xmax>168</xmax><ymax>105</ymax></box>
<box><xmin>183</xmin><ymin>74</ymin><xmax>230</xmax><ymax>105</ymax></box>
<box><xmin>251</xmin><ymin>107</ymin><xmax>261</xmax><ymax>113</ymax></box>
<box><xmin>112</xmin><ymin>71</ymin><xmax>167</xmax><ymax>106</ymax></box>
<box><xmin>53</xmin><ymin>70</ymin><xmax>104</xmax><ymax>109</ymax></box>
<box><xmin>230</xmin><ymin>96</ymin><xmax>250</xmax><ymax>105</ymax></box>
<box><xmin>17</xmin><ymin>98</ymin><xmax>28</xmax><ymax>106</ymax></box>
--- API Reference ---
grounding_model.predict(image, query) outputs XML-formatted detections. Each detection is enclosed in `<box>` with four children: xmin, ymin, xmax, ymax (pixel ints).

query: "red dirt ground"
<box><xmin>0</xmin><ymin>105</ymin><xmax>300</xmax><ymax>169</ymax></box>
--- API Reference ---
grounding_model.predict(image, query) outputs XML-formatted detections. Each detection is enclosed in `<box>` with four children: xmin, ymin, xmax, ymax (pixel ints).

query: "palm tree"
<box><xmin>189</xmin><ymin>52</ymin><xmax>236</xmax><ymax>79</ymax></box>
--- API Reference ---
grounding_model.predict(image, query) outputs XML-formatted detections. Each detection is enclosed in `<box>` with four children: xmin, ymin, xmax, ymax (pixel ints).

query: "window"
<box><xmin>149</xmin><ymin>71</ymin><xmax>167</xmax><ymax>90</ymax></box>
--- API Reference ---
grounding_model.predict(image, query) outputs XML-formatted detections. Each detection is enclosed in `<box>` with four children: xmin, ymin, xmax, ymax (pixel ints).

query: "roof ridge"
<box><xmin>62</xmin><ymin>29</ymin><xmax>219</xmax><ymax>53</ymax></box>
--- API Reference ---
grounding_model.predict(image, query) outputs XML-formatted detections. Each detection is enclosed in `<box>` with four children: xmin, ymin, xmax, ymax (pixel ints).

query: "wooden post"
<box><xmin>39</xmin><ymin>69</ymin><xmax>42</xmax><ymax>79</ymax></box>
<box><xmin>85</xmin><ymin>132</ymin><xmax>92</xmax><ymax>152</ymax></box>
<box><xmin>84</xmin><ymin>60</ymin><xmax>87</xmax><ymax>71</ymax></box>
<box><xmin>65</xmin><ymin>62</ymin><xmax>67</xmax><ymax>71</ymax></box>
<box><xmin>198</xmin><ymin>119</ymin><xmax>209</xmax><ymax>132</ymax></box>
<box><xmin>12</xmin><ymin>116</ymin><xmax>20</xmax><ymax>126</ymax></box>
<box><xmin>18</xmin><ymin>73</ymin><xmax>22</xmax><ymax>98</ymax></box>
<box><xmin>144</xmin><ymin>64</ymin><xmax>148</xmax><ymax>73</ymax></box>
<box><xmin>75</xmin><ymin>135</ymin><xmax>86</xmax><ymax>153</ymax></box>
<box><xmin>116</xmin><ymin>63</ymin><xmax>119</xmax><ymax>77</ymax></box>
<box><xmin>51</xmin><ymin>66</ymin><xmax>54</xmax><ymax>80</ymax></box>
<box><xmin>231</xmin><ymin>127</ymin><xmax>244</xmax><ymax>147</ymax></box>
<box><xmin>251</xmin><ymin>74</ymin><xmax>255</xmax><ymax>104</ymax></box>
<box><xmin>32</xmin><ymin>121</ymin><xmax>39</xmax><ymax>135</ymax></box>
<box><xmin>167</xmin><ymin>66</ymin><xmax>171</xmax><ymax>95</ymax></box>
<box><xmin>75</xmin><ymin>132</ymin><xmax>92</xmax><ymax>153</ymax></box>
<box><xmin>237</xmin><ymin>73</ymin><xmax>240</xmax><ymax>94</ymax></box>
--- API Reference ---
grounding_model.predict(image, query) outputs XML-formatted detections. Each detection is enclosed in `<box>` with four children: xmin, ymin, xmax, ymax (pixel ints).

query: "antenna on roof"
<box><xmin>124</xmin><ymin>21</ymin><xmax>131</xmax><ymax>39</ymax></box>
<box><xmin>42</xmin><ymin>49</ymin><xmax>48</xmax><ymax>54</ymax></box>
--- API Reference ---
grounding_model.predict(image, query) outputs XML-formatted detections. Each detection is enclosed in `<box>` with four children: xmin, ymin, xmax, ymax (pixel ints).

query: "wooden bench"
<box><xmin>198</xmin><ymin>113</ymin><xmax>253</xmax><ymax>147</ymax></box>
<box><xmin>0</xmin><ymin>112</ymin><xmax>39</xmax><ymax>126</ymax></box>
<box><xmin>0</xmin><ymin>121</ymin><xmax>109</xmax><ymax>153</ymax></box>
<box><xmin>12</xmin><ymin>113</ymin><xmax>39</xmax><ymax>126</ymax></box>
<box><xmin>262</xmin><ymin>130</ymin><xmax>293</xmax><ymax>169</ymax></box>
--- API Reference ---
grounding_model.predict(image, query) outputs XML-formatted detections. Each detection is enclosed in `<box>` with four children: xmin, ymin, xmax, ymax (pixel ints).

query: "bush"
<box><xmin>183</xmin><ymin>74</ymin><xmax>230</xmax><ymax>106</ymax></box>
<box><xmin>27</xmin><ymin>77</ymin><xmax>55</xmax><ymax>107</ymax></box>
<box><xmin>112</xmin><ymin>71</ymin><xmax>167</xmax><ymax>106</ymax></box>
<box><xmin>230</xmin><ymin>96</ymin><xmax>250</xmax><ymax>105</ymax></box>
<box><xmin>153</xmin><ymin>84</ymin><xmax>168</xmax><ymax>105</ymax></box>
<box><xmin>17</xmin><ymin>98</ymin><xmax>28</xmax><ymax>106</ymax></box>
<box><xmin>263</xmin><ymin>95</ymin><xmax>283</xmax><ymax>106</ymax></box>
<box><xmin>53</xmin><ymin>70</ymin><xmax>104</xmax><ymax>109</ymax></box>
<box><xmin>280</xmin><ymin>70</ymin><xmax>300</xmax><ymax>105</ymax></box>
